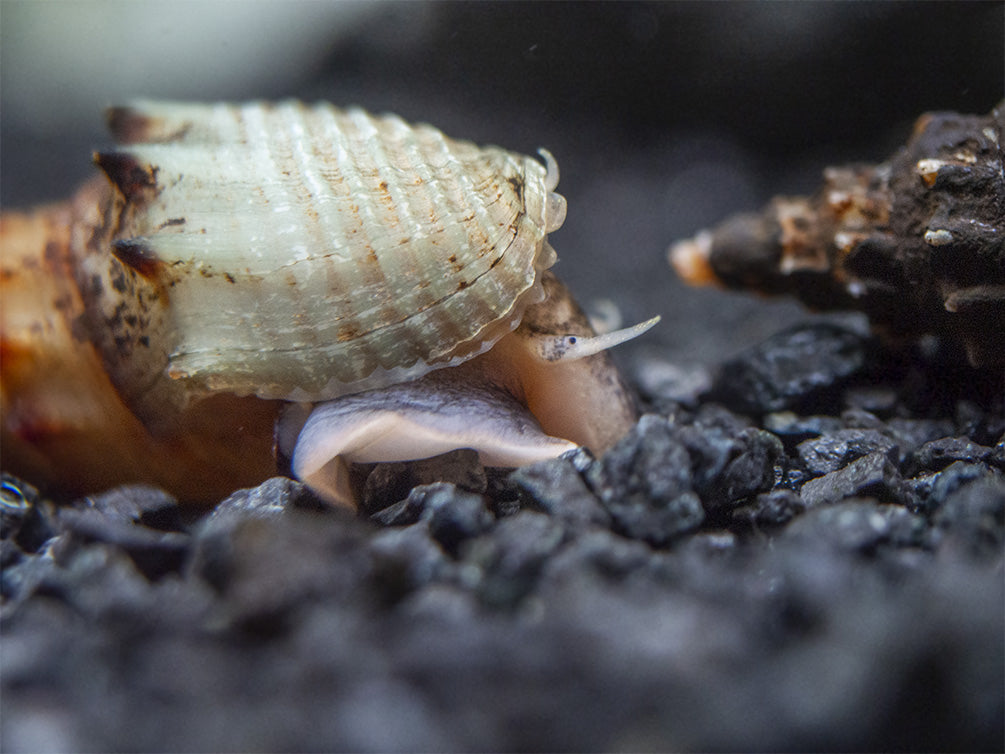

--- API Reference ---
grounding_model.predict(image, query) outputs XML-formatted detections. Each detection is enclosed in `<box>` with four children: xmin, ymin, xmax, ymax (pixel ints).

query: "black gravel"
<box><xmin>3</xmin><ymin>322</ymin><xmax>1003</xmax><ymax>753</ymax></box>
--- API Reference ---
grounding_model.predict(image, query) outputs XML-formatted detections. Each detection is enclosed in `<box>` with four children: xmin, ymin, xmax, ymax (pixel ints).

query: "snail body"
<box><xmin>670</xmin><ymin>101</ymin><xmax>1004</xmax><ymax>367</ymax></box>
<box><xmin>1</xmin><ymin>101</ymin><xmax>655</xmax><ymax>506</ymax></box>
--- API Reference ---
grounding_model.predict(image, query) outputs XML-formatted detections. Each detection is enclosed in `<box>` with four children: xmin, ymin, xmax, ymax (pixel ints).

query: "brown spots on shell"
<box><xmin>110</xmin><ymin>239</ymin><xmax>162</xmax><ymax>279</ymax></box>
<box><xmin>93</xmin><ymin>151</ymin><xmax>159</xmax><ymax>203</ymax></box>
<box><xmin>336</xmin><ymin>323</ymin><xmax>360</xmax><ymax>342</ymax></box>
<box><xmin>507</xmin><ymin>175</ymin><xmax>525</xmax><ymax>204</ymax></box>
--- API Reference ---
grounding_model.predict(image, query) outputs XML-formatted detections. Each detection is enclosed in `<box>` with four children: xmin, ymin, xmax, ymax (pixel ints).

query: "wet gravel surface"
<box><xmin>3</xmin><ymin>323</ymin><xmax>1003</xmax><ymax>752</ymax></box>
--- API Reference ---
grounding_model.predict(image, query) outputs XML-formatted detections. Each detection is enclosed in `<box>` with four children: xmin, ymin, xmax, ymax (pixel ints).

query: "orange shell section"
<box><xmin>1</xmin><ymin>187</ymin><xmax>280</xmax><ymax>504</ymax></box>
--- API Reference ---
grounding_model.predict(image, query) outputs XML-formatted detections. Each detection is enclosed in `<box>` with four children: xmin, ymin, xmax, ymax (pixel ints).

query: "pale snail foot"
<box><xmin>286</xmin><ymin>378</ymin><xmax>577</xmax><ymax>508</ymax></box>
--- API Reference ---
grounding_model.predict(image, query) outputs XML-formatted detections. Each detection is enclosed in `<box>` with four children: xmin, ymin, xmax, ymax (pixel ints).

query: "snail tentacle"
<box><xmin>533</xmin><ymin>316</ymin><xmax>661</xmax><ymax>362</ymax></box>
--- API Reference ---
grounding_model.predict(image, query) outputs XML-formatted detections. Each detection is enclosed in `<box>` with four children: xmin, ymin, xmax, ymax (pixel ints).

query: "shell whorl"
<box><xmin>87</xmin><ymin>101</ymin><xmax>567</xmax><ymax>413</ymax></box>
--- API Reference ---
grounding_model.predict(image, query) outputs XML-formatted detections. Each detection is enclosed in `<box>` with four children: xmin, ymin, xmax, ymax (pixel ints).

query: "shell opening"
<box><xmin>535</xmin><ymin>316</ymin><xmax>661</xmax><ymax>362</ymax></box>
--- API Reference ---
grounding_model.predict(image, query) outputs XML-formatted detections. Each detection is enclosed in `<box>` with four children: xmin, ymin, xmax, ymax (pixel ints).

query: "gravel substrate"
<box><xmin>3</xmin><ymin>322</ymin><xmax>1002</xmax><ymax>752</ymax></box>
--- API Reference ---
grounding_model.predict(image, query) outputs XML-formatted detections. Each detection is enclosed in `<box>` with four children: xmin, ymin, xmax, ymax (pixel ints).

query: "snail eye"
<box><xmin>567</xmin><ymin>336</ymin><xmax>577</xmax><ymax>345</ymax></box>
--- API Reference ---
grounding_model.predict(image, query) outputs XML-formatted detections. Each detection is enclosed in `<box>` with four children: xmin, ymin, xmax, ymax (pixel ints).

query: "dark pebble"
<box><xmin>419</xmin><ymin>483</ymin><xmax>494</xmax><ymax>557</ymax></box>
<box><xmin>734</xmin><ymin>488</ymin><xmax>806</xmax><ymax>529</ymax></box>
<box><xmin>799</xmin><ymin>451</ymin><xmax>902</xmax><ymax>508</ymax></box>
<box><xmin>587</xmin><ymin>415</ymin><xmax>704</xmax><ymax>545</ymax></box>
<box><xmin>370</xmin><ymin>485</ymin><xmax>429</xmax><ymax>527</ymax></box>
<box><xmin>763</xmin><ymin>412</ymin><xmax>843</xmax><ymax>444</ymax></box>
<box><xmin>784</xmin><ymin>499</ymin><xmax>927</xmax><ymax>553</ymax></box>
<box><xmin>463</xmin><ymin>511</ymin><xmax>565</xmax><ymax>608</ymax></box>
<box><xmin>590</xmin><ymin>414</ymin><xmax>693</xmax><ymax>503</ymax></box>
<box><xmin>369</xmin><ymin>523</ymin><xmax>452</xmax><ymax>602</ymax></box>
<box><xmin>9</xmin><ymin>501</ymin><xmax>58</xmax><ymax>556</ymax></box>
<box><xmin>703</xmin><ymin>428</ymin><xmax>783</xmax><ymax>513</ymax></box>
<box><xmin>540</xmin><ymin>528</ymin><xmax>654</xmax><ymax>585</ymax></box>
<box><xmin>57</xmin><ymin>506</ymin><xmax>189</xmax><ymax>582</ymax></box>
<box><xmin>211</xmin><ymin>476</ymin><xmax>329</xmax><ymax>520</ymax></box>
<box><xmin>993</xmin><ymin>439</ymin><xmax>1005</xmax><ymax>471</ymax></box>
<box><xmin>911</xmin><ymin>436</ymin><xmax>993</xmax><ymax>472</ymax></box>
<box><xmin>672</xmin><ymin>423</ymin><xmax>735</xmax><ymax>497</ymax></box>
<box><xmin>632</xmin><ymin>357</ymin><xmax>713</xmax><ymax>406</ymax></box>
<box><xmin>82</xmin><ymin>484</ymin><xmax>182</xmax><ymax>531</ymax></box>
<box><xmin>1</xmin><ymin>540</ymin><xmax>58</xmax><ymax>605</ymax></box>
<box><xmin>191</xmin><ymin>511</ymin><xmax>372</xmax><ymax>635</ymax></box>
<box><xmin>840</xmin><ymin>407</ymin><xmax>884</xmax><ymax>430</ymax></box>
<box><xmin>924</xmin><ymin>461</ymin><xmax>1001</xmax><ymax>514</ymax></box>
<box><xmin>797</xmin><ymin>428</ymin><xmax>899</xmax><ymax>476</ymax></box>
<box><xmin>360</xmin><ymin>449</ymin><xmax>487</xmax><ymax>515</ymax></box>
<box><xmin>956</xmin><ymin>398</ymin><xmax>1005</xmax><ymax>446</ymax></box>
<box><xmin>884</xmin><ymin>417</ymin><xmax>956</xmax><ymax>453</ymax></box>
<box><xmin>603</xmin><ymin>488</ymin><xmax>704</xmax><ymax>547</ymax></box>
<box><xmin>510</xmin><ymin>455</ymin><xmax>611</xmax><ymax>528</ymax></box>
<box><xmin>709</xmin><ymin>323</ymin><xmax>869</xmax><ymax>414</ymax></box>
<box><xmin>1</xmin><ymin>475</ymin><xmax>42</xmax><ymax>543</ymax></box>
<box><xmin>932</xmin><ymin>477</ymin><xmax>1005</xmax><ymax>559</ymax></box>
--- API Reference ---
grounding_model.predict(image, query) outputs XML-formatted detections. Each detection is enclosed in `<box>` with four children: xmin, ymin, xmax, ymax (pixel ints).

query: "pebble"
<box><xmin>911</xmin><ymin>436</ymin><xmax>993</xmax><ymax>472</ymax></box>
<box><xmin>510</xmin><ymin>455</ymin><xmax>611</xmax><ymax>528</ymax></box>
<box><xmin>709</xmin><ymin>323</ymin><xmax>869</xmax><ymax>414</ymax></box>
<box><xmin>586</xmin><ymin>415</ymin><xmax>705</xmax><ymax>545</ymax></box>
<box><xmin>797</xmin><ymin>428</ymin><xmax>899</xmax><ymax>475</ymax></box>
<box><xmin>799</xmin><ymin>451</ymin><xmax>902</xmax><ymax>508</ymax></box>
<box><xmin>932</xmin><ymin>477</ymin><xmax>1005</xmax><ymax>559</ymax></box>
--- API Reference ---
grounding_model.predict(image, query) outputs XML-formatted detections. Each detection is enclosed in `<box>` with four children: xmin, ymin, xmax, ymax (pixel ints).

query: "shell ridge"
<box><xmin>334</xmin><ymin>107</ymin><xmax>420</xmax><ymax>368</ymax></box>
<box><xmin>357</xmin><ymin>107</ymin><xmax>432</xmax><ymax>362</ymax></box>
<box><xmin>176</xmin><ymin>223</ymin><xmax>525</xmax><ymax>359</ymax></box>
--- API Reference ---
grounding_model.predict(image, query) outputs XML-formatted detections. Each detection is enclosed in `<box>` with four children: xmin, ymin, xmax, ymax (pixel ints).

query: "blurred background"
<box><xmin>3</xmin><ymin>1</ymin><xmax>1002</xmax><ymax>366</ymax></box>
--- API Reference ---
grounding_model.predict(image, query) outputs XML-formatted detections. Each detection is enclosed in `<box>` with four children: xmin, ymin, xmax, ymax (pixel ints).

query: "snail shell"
<box><xmin>670</xmin><ymin>101</ymin><xmax>1005</xmax><ymax>367</ymax></box>
<box><xmin>1</xmin><ymin>101</ymin><xmax>655</xmax><ymax>505</ymax></box>
<box><xmin>85</xmin><ymin>101</ymin><xmax>568</xmax><ymax>422</ymax></box>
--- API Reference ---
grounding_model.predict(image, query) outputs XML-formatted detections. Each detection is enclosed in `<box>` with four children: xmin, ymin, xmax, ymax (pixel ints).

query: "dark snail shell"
<box><xmin>670</xmin><ymin>101</ymin><xmax>1005</xmax><ymax>367</ymax></box>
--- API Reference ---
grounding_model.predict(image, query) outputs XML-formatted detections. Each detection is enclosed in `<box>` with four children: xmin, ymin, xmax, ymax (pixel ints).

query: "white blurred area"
<box><xmin>0</xmin><ymin>0</ymin><xmax>388</xmax><ymax>135</ymax></box>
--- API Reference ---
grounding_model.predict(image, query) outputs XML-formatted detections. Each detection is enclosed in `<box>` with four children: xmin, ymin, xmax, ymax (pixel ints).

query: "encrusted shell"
<box><xmin>670</xmin><ymin>100</ymin><xmax>1004</xmax><ymax>366</ymax></box>
<box><xmin>85</xmin><ymin>101</ymin><xmax>568</xmax><ymax>415</ymax></box>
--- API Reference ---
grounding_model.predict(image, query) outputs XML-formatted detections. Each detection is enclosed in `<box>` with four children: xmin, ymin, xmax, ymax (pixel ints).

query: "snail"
<box><xmin>670</xmin><ymin>101</ymin><xmax>1004</xmax><ymax>367</ymax></box>
<box><xmin>1</xmin><ymin>101</ymin><xmax>657</xmax><ymax>508</ymax></box>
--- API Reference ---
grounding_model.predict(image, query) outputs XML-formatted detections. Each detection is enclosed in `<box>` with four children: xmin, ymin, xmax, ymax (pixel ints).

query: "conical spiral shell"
<box><xmin>88</xmin><ymin>101</ymin><xmax>567</xmax><ymax>415</ymax></box>
<box><xmin>670</xmin><ymin>100</ymin><xmax>1004</xmax><ymax>366</ymax></box>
